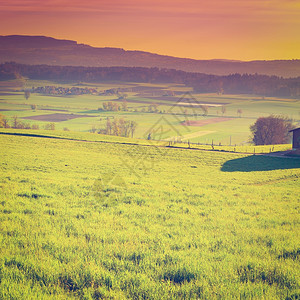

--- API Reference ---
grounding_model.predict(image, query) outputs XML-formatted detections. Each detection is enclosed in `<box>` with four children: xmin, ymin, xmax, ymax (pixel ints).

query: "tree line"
<box><xmin>0</xmin><ymin>114</ymin><xmax>55</xmax><ymax>130</ymax></box>
<box><xmin>1</xmin><ymin>62</ymin><xmax>300</xmax><ymax>98</ymax></box>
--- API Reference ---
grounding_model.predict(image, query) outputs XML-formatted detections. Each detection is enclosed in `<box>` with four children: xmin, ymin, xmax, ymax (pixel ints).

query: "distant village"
<box><xmin>29</xmin><ymin>86</ymin><xmax>138</xmax><ymax>96</ymax></box>
<box><xmin>29</xmin><ymin>86</ymin><xmax>113</xmax><ymax>96</ymax></box>
<box><xmin>28</xmin><ymin>86</ymin><xmax>177</xmax><ymax>97</ymax></box>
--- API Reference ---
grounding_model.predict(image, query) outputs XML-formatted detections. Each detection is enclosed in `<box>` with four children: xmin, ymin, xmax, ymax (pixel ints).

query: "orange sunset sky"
<box><xmin>0</xmin><ymin>0</ymin><xmax>299</xmax><ymax>61</ymax></box>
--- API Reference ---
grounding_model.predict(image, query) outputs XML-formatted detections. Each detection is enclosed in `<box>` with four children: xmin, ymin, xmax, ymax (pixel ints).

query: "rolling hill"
<box><xmin>0</xmin><ymin>35</ymin><xmax>300</xmax><ymax>78</ymax></box>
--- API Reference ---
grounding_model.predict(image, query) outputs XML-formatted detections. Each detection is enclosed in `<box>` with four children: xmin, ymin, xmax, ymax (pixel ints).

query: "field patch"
<box><xmin>126</xmin><ymin>96</ymin><xmax>225</xmax><ymax>107</ymax></box>
<box><xmin>40</xmin><ymin>108</ymin><xmax>69</xmax><ymax>112</ymax></box>
<box><xmin>182</xmin><ymin>117</ymin><xmax>233</xmax><ymax>126</ymax></box>
<box><xmin>22</xmin><ymin>113</ymin><xmax>94</xmax><ymax>122</ymax></box>
<box><xmin>175</xmin><ymin>102</ymin><xmax>223</xmax><ymax>107</ymax></box>
<box><xmin>145</xmin><ymin>96</ymin><xmax>226</xmax><ymax>106</ymax></box>
<box><xmin>0</xmin><ymin>92</ymin><xmax>20</xmax><ymax>96</ymax></box>
<box><xmin>165</xmin><ymin>130</ymin><xmax>214</xmax><ymax>141</ymax></box>
<box><xmin>79</xmin><ymin>110</ymin><xmax>101</xmax><ymax>114</ymax></box>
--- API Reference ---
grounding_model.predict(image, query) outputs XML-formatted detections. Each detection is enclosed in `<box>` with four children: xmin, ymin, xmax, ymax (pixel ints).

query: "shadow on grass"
<box><xmin>221</xmin><ymin>155</ymin><xmax>300</xmax><ymax>172</ymax></box>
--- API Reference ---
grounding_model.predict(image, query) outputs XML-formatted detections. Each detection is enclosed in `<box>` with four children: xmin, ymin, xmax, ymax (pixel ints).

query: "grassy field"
<box><xmin>1</xmin><ymin>79</ymin><xmax>299</xmax><ymax>145</ymax></box>
<box><xmin>0</xmin><ymin>128</ymin><xmax>293</xmax><ymax>154</ymax></box>
<box><xmin>0</xmin><ymin>130</ymin><xmax>299</xmax><ymax>299</ymax></box>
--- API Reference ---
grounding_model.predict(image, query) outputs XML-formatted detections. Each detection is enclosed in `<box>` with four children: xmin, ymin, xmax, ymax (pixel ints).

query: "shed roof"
<box><xmin>289</xmin><ymin>127</ymin><xmax>300</xmax><ymax>133</ymax></box>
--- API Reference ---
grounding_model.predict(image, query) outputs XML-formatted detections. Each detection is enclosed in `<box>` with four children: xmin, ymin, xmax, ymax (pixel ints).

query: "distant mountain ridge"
<box><xmin>0</xmin><ymin>35</ymin><xmax>300</xmax><ymax>78</ymax></box>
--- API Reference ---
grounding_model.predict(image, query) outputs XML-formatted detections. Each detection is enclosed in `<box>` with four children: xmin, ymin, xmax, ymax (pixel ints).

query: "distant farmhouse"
<box><xmin>289</xmin><ymin>127</ymin><xmax>300</xmax><ymax>149</ymax></box>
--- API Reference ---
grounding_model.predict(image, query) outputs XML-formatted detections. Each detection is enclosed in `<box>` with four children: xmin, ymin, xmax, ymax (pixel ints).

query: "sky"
<box><xmin>0</xmin><ymin>0</ymin><xmax>300</xmax><ymax>61</ymax></box>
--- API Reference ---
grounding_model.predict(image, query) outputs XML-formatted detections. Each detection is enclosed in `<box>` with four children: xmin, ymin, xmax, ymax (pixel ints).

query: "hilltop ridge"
<box><xmin>0</xmin><ymin>35</ymin><xmax>300</xmax><ymax>77</ymax></box>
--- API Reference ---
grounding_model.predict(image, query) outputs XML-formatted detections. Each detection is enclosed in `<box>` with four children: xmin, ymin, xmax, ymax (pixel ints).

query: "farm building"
<box><xmin>289</xmin><ymin>127</ymin><xmax>300</xmax><ymax>149</ymax></box>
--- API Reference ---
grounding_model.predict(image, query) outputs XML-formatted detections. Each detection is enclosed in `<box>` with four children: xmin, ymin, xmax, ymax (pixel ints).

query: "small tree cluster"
<box><xmin>11</xmin><ymin>115</ymin><xmax>29</xmax><ymax>129</ymax></box>
<box><xmin>101</xmin><ymin>100</ymin><xmax>128</xmax><ymax>112</ymax></box>
<box><xmin>148</xmin><ymin>103</ymin><xmax>159</xmax><ymax>113</ymax></box>
<box><xmin>250</xmin><ymin>115</ymin><xmax>294</xmax><ymax>145</ymax></box>
<box><xmin>102</xmin><ymin>101</ymin><xmax>120</xmax><ymax>111</ymax></box>
<box><xmin>200</xmin><ymin>105</ymin><xmax>208</xmax><ymax>116</ymax></box>
<box><xmin>0</xmin><ymin>114</ymin><xmax>10</xmax><ymax>128</ymax></box>
<box><xmin>117</xmin><ymin>93</ymin><xmax>128</xmax><ymax>100</ymax></box>
<box><xmin>97</xmin><ymin>117</ymin><xmax>137</xmax><ymax>138</ymax></box>
<box><xmin>0</xmin><ymin>115</ymin><xmax>39</xmax><ymax>130</ymax></box>
<box><xmin>44</xmin><ymin>123</ymin><xmax>55</xmax><ymax>130</ymax></box>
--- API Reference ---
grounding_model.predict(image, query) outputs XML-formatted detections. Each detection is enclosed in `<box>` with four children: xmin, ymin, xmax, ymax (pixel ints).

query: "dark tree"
<box><xmin>102</xmin><ymin>102</ymin><xmax>108</xmax><ymax>110</ymax></box>
<box><xmin>24</xmin><ymin>90</ymin><xmax>31</xmax><ymax>100</ymax></box>
<box><xmin>121</xmin><ymin>100</ymin><xmax>128</xmax><ymax>111</ymax></box>
<box><xmin>12</xmin><ymin>115</ymin><xmax>20</xmax><ymax>128</ymax></box>
<box><xmin>2</xmin><ymin>116</ymin><xmax>10</xmax><ymax>128</ymax></box>
<box><xmin>118</xmin><ymin>93</ymin><xmax>128</xmax><ymax>100</ymax></box>
<box><xmin>129</xmin><ymin>121</ymin><xmax>137</xmax><ymax>138</ymax></box>
<box><xmin>200</xmin><ymin>105</ymin><xmax>208</xmax><ymax>116</ymax></box>
<box><xmin>250</xmin><ymin>115</ymin><xmax>294</xmax><ymax>145</ymax></box>
<box><xmin>221</xmin><ymin>106</ymin><xmax>226</xmax><ymax>116</ymax></box>
<box><xmin>106</xmin><ymin>118</ymin><xmax>112</xmax><ymax>135</ymax></box>
<box><xmin>0</xmin><ymin>114</ymin><xmax>3</xmax><ymax>128</ymax></box>
<box><xmin>237</xmin><ymin>109</ymin><xmax>242</xmax><ymax>118</ymax></box>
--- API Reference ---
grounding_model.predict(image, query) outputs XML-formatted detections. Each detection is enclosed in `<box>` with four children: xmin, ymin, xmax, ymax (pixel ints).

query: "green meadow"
<box><xmin>1</xmin><ymin>78</ymin><xmax>300</xmax><ymax>299</ymax></box>
<box><xmin>0</xmin><ymin>131</ymin><xmax>299</xmax><ymax>299</ymax></box>
<box><xmin>1</xmin><ymin>79</ymin><xmax>299</xmax><ymax>146</ymax></box>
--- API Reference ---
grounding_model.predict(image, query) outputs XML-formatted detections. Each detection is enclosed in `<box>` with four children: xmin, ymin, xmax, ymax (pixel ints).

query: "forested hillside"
<box><xmin>1</xmin><ymin>62</ymin><xmax>300</xmax><ymax>98</ymax></box>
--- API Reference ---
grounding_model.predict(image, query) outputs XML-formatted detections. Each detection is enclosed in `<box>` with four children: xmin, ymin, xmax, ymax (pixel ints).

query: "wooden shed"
<box><xmin>289</xmin><ymin>127</ymin><xmax>300</xmax><ymax>149</ymax></box>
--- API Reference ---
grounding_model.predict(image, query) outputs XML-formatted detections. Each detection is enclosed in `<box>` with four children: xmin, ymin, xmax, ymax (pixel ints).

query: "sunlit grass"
<box><xmin>0</xmin><ymin>131</ymin><xmax>299</xmax><ymax>299</ymax></box>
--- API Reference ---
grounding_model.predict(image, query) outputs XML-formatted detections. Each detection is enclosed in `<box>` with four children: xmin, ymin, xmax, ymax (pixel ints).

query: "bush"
<box><xmin>44</xmin><ymin>123</ymin><xmax>55</xmax><ymax>130</ymax></box>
